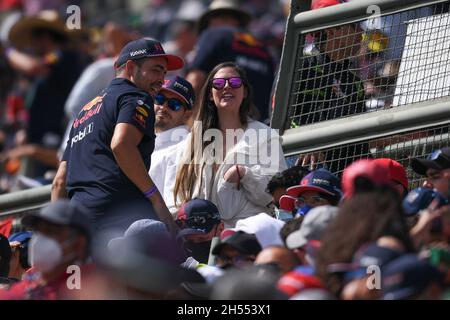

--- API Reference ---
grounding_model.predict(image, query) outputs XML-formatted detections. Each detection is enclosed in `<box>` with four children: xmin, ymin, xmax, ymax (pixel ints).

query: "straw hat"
<box><xmin>8</xmin><ymin>10</ymin><xmax>69</xmax><ymax>50</ymax></box>
<box><xmin>197</xmin><ymin>0</ymin><xmax>251</xmax><ymax>34</ymax></box>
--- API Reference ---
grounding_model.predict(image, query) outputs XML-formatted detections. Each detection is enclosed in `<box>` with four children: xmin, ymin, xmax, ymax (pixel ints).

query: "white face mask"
<box><xmin>29</xmin><ymin>232</ymin><xmax>63</xmax><ymax>273</ymax></box>
<box><xmin>275</xmin><ymin>208</ymin><xmax>294</xmax><ymax>222</ymax></box>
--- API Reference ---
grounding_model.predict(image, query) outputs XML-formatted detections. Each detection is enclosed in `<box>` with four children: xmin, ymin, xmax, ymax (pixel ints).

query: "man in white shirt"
<box><xmin>150</xmin><ymin>76</ymin><xmax>194</xmax><ymax>209</ymax></box>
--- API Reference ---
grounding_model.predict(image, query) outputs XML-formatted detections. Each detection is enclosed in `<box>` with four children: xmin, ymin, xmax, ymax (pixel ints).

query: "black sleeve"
<box><xmin>189</xmin><ymin>29</ymin><xmax>229</xmax><ymax>73</ymax></box>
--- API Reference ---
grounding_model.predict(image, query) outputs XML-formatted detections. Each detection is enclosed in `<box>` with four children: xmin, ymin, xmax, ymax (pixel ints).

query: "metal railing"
<box><xmin>0</xmin><ymin>185</ymin><xmax>51</xmax><ymax>219</ymax></box>
<box><xmin>273</xmin><ymin>0</ymin><xmax>450</xmax><ymax>129</ymax></box>
<box><xmin>285</xmin><ymin>122</ymin><xmax>450</xmax><ymax>186</ymax></box>
<box><xmin>273</xmin><ymin>0</ymin><xmax>450</xmax><ymax>181</ymax></box>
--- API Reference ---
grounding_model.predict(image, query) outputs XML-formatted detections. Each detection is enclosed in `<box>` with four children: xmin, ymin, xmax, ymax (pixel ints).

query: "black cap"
<box><xmin>114</xmin><ymin>38</ymin><xmax>184</xmax><ymax>71</ymax></box>
<box><xmin>382</xmin><ymin>254</ymin><xmax>444</xmax><ymax>300</ymax></box>
<box><xmin>212</xmin><ymin>231</ymin><xmax>262</xmax><ymax>256</ymax></box>
<box><xmin>22</xmin><ymin>200</ymin><xmax>93</xmax><ymax>239</ymax></box>
<box><xmin>411</xmin><ymin>147</ymin><xmax>450</xmax><ymax>176</ymax></box>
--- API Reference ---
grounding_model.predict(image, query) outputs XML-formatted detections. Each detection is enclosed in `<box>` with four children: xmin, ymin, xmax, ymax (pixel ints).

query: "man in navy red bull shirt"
<box><xmin>52</xmin><ymin>38</ymin><xmax>181</xmax><ymax>237</ymax></box>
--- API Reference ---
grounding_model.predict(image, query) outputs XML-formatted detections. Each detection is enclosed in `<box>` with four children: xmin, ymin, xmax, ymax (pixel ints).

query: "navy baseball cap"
<box><xmin>286</xmin><ymin>169</ymin><xmax>342</xmax><ymax>199</ymax></box>
<box><xmin>114</xmin><ymin>38</ymin><xmax>184</xmax><ymax>71</ymax></box>
<box><xmin>411</xmin><ymin>147</ymin><xmax>450</xmax><ymax>176</ymax></box>
<box><xmin>176</xmin><ymin>199</ymin><xmax>221</xmax><ymax>238</ymax></box>
<box><xmin>160</xmin><ymin>76</ymin><xmax>195</xmax><ymax>109</ymax></box>
<box><xmin>328</xmin><ymin>243</ymin><xmax>403</xmax><ymax>283</ymax></box>
<box><xmin>212</xmin><ymin>231</ymin><xmax>262</xmax><ymax>256</ymax></box>
<box><xmin>402</xmin><ymin>187</ymin><xmax>449</xmax><ymax>216</ymax></box>
<box><xmin>22</xmin><ymin>200</ymin><xmax>93</xmax><ymax>239</ymax></box>
<box><xmin>382</xmin><ymin>254</ymin><xmax>444</xmax><ymax>300</ymax></box>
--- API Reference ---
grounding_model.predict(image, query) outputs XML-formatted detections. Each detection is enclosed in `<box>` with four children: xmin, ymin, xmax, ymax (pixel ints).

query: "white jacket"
<box><xmin>171</xmin><ymin>120</ymin><xmax>287</xmax><ymax>227</ymax></box>
<box><xmin>149</xmin><ymin>125</ymin><xmax>189</xmax><ymax>211</ymax></box>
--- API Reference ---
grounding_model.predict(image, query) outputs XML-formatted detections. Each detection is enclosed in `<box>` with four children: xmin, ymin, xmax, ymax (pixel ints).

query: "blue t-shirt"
<box><xmin>189</xmin><ymin>27</ymin><xmax>275</xmax><ymax>122</ymax></box>
<box><xmin>62</xmin><ymin>78</ymin><xmax>157</xmax><ymax>226</ymax></box>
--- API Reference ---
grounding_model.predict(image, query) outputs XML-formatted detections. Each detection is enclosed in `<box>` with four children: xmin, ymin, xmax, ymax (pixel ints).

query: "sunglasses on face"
<box><xmin>217</xmin><ymin>254</ymin><xmax>255</xmax><ymax>267</ymax></box>
<box><xmin>211</xmin><ymin>77</ymin><xmax>243</xmax><ymax>90</ymax></box>
<box><xmin>154</xmin><ymin>94</ymin><xmax>187</xmax><ymax>111</ymax></box>
<box><xmin>176</xmin><ymin>212</ymin><xmax>220</xmax><ymax>229</ymax></box>
<box><xmin>295</xmin><ymin>195</ymin><xmax>325</xmax><ymax>208</ymax></box>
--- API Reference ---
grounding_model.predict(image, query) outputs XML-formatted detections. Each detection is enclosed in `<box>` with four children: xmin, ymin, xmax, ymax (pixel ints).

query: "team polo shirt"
<box><xmin>62</xmin><ymin>78</ymin><xmax>156</xmax><ymax>219</ymax></box>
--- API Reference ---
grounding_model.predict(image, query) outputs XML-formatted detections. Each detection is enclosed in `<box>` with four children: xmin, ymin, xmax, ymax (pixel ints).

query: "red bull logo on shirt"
<box><xmin>79</xmin><ymin>94</ymin><xmax>105</xmax><ymax>113</ymax></box>
<box><xmin>74</xmin><ymin>94</ymin><xmax>105</xmax><ymax>129</ymax></box>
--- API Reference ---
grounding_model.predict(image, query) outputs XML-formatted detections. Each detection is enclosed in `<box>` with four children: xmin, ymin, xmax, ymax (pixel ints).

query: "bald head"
<box><xmin>254</xmin><ymin>246</ymin><xmax>299</xmax><ymax>274</ymax></box>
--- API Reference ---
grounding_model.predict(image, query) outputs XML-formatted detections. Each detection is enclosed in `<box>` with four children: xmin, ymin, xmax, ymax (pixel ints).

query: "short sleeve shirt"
<box><xmin>62</xmin><ymin>78</ymin><xmax>156</xmax><ymax>215</ymax></box>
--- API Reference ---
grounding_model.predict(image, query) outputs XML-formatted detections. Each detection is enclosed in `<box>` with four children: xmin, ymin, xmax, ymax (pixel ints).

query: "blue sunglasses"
<box><xmin>155</xmin><ymin>94</ymin><xmax>188</xmax><ymax>111</ymax></box>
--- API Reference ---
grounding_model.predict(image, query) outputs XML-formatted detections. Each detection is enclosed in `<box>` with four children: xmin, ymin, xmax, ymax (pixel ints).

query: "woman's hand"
<box><xmin>224</xmin><ymin>165</ymin><xmax>247</xmax><ymax>184</ymax></box>
<box><xmin>410</xmin><ymin>199</ymin><xmax>447</xmax><ymax>249</ymax></box>
<box><xmin>296</xmin><ymin>152</ymin><xmax>325</xmax><ymax>171</ymax></box>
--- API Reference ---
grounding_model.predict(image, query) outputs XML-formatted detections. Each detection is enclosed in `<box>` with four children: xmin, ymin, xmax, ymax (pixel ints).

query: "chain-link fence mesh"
<box><xmin>288</xmin><ymin>3</ymin><xmax>450</xmax><ymax>128</ymax></box>
<box><xmin>286</xmin><ymin>122</ymin><xmax>450</xmax><ymax>189</ymax></box>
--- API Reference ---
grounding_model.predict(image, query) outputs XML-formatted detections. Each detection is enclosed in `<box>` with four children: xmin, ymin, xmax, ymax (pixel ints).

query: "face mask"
<box><xmin>296</xmin><ymin>204</ymin><xmax>312</xmax><ymax>217</ymax></box>
<box><xmin>184</xmin><ymin>240</ymin><xmax>212</xmax><ymax>264</ymax></box>
<box><xmin>29</xmin><ymin>232</ymin><xmax>72</xmax><ymax>274</ymax></box>
<box><xmin>275</xmin><ymin>208</ymin><xmax>294</xmax><ymax>221</ymax></box>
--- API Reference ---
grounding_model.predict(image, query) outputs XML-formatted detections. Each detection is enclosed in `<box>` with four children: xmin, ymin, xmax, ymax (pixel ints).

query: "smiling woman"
<box><xmin>173</xmin><ymin>62</ymin><xmax>287</xmax><ymax>228</ymax></box>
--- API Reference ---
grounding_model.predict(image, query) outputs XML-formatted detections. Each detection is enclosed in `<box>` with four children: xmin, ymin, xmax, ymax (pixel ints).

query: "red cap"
<box><xmin>372</xmin><ymin>158</ymin><xmax>408</xmax><ymax>190</ymax></box>
<box><xmin>277</xmin><ymin>269</ymin><xmax>324</xmax><ymax>297</ymax></box>
<box><xmin>311</xmin><ymin>0</ymin><xmax>346</xmax><ymax>10</ymax></box>
<box><xmin>279</xmin><ymin>195</ymin><xmax>297</xmax><ymax>212</ymax></box>
<box><xmin>342</xmin><ymin>159</ymin><xmax>391</xmax><ymax>199</ymax></box>
<box><xmin>220</xmin><ymin>228</ymin><xmax>236</xmax><ymax>241</ymax></box>
<box><xmin>0</xmin><ymin>0</ymin><xmax>22</xmax><ymax>11</ymax></box>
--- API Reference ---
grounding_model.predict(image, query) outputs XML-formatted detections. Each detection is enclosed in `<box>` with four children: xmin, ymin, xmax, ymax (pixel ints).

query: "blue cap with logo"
<box><xmin>402</xmin><ymin>187</ymin><xmax>449</xmax><ymax>216</ymax></box>
<box><xmin>161</xmin><ymin>76</ymin><xmax>195</xmax><ymax>109</ymax></box>
<box><xmin>286</xmin><ymin>169</ymin><xmax>342</xmax><ymax>199</ymax></box>
<box><xmin>176</xmin><ymin>199</ymin><xmax>221</xmax><ymax>238</ymax></box>
<box><xmin>114</xmin><ymin>38</ymin><xmax>184</xmax><ymax>71</ymax></box>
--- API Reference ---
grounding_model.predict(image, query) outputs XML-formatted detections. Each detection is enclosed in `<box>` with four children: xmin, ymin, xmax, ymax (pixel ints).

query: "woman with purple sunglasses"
<box><xmin>172</xmin><ymin>62</ymin><xmax>287</xmax><ymax>228</ymax></box>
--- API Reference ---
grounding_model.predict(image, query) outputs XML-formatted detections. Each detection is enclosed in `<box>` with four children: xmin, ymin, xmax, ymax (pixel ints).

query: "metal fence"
<box><xmin>287</xmin><ymin>2</ymin><xmax>450</xmax><ymax>127</ymax></box>
<box><xmin>286</xmin><ymin>122</ymin><xmax>450</xmax><ymax>188</ymax></box>
<box><xmin>272</xmin><ymin>0</ymin><xmax>450</xmax><ymax>188</ymax></box>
